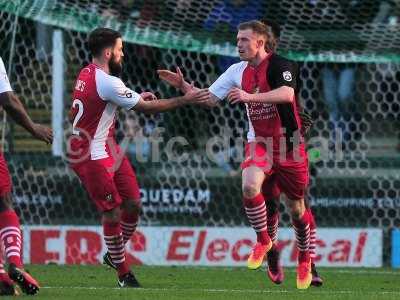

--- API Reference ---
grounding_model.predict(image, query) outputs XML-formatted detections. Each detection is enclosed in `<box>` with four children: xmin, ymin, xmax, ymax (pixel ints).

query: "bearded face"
<box><xmin>109</xmin><ymin>52</ymin><xmax>123</xmax><ymax>77</ymax></box>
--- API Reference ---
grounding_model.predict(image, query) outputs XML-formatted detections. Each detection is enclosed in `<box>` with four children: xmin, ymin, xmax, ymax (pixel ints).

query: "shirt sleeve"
<box><xmin>209</xmin><ymin>63</ymin><xmax>242</xmax><ymax>100</ymax></box>
<box><xmin>0</xmin><ymin>57</ymin><xmax>12</xmax><ymax>94</ymax></box>
<box><xmin>268</xmin><ymin>58</ymin><xmax>298</xmax><ymax>91</ymax></box>
<box><xmin>96</xmin><ymin>70</ymin><xmax>141</xmax><ymax>110</ymax></box>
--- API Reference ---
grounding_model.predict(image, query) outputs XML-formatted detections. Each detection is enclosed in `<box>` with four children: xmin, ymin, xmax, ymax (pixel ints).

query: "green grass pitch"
<box><xmin>7</xmin><ymin>265</ymin><xmax>400</xmax><ymax>300</ymax></box>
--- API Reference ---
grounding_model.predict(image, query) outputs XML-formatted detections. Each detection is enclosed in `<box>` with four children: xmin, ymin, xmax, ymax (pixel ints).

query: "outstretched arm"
<box><xmin>157</xmin><ymin>67</ymin><xmax>219</xmax><ymax>108</ymax></box>
<box><xmin>0</xmin><ymin>92</ymin><xmax>53</xmax><ymax>144</ymax></box>
<box><xmin>97</xmin><ymin>72</ymin><xmax>212</xmax><ymax>114</ymax></box>
<box><xmin>157</xmin><ymin>67</ymin><xmax>193</xmax><ymax>94</ymax></box>
<box><xmin>133</xmin><ymin>88</ymin><xmax>211</xmax><ymax>114</ymax></box>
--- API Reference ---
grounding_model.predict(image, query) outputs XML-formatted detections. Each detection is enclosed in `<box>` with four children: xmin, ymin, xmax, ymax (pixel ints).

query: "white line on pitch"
<box><xmin>248</xmin><ymin>268</ymin><xmax>397</xmax><ymax>276</ymax></box>
<box><xmin>274</xmin><ymin>269</ymin><xmax>400</xmax><ymax>276</ymax></box>
<box><xmin>318</xmin><ymin>269</ymin><xmax>400</xmax><ymax>275</ymax></box>
<box><xmin>173</xmin><ymin>267</ymin><xmax>400</xmax><ymax>276</ymax></box>
<box><xmin>41</xmin><ymin>287</ymin><xmax>400</xmax><ymax>295</ymax></box>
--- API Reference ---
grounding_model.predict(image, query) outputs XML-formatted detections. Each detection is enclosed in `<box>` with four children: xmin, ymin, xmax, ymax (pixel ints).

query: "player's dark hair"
<box><xmin>88</xmin><ymin>28</ymin><xmax>122</xmax><ymax>58</ymax></box>
<box><xmin>260</xmin><ymin>19</ymin><xmax>281</xmax><ymax>39</ymax></box>
<box><xmin>260</xmin><ymin>19</ymin><xmax>280</xmax><ymax>52</ymax></box>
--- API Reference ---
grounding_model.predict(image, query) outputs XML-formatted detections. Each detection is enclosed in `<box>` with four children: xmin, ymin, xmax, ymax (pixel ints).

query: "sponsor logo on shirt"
<box><xmin>1</xmin><ymin>72</ymin><xmax>9</xmax><ymax>84</ymax></box>
<box><xmin>247</xmin><ymin>103</ymin><xmax>278</xmax><ymax>121</ymax></box>
<box><xmin>117</xmin><ymin>89</ymin><xmax>132</xmax><ymax>98</ymax></box>
<box><xmin>283</xmin><ymin>71</ymin><xmax>292</xmax><ymax>82</ymax></box>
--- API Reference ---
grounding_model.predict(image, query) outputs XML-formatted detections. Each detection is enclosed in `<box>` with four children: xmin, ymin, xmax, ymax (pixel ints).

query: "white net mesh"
<box><xmin>0</xmin><ymin>0</ymin><xmax>399</xmax><ymax>265</ymax></box>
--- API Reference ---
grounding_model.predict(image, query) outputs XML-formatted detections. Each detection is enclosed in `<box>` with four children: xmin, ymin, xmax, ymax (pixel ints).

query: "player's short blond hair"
<box><xmin>237</xmin><ymin>20</ymin><xmax>276</xmax><ymax>52</ymax></box>
<box><xmin>238</xmin><ymin>20</ymin><xmax>267</xmax><ymax>37</ymax></box>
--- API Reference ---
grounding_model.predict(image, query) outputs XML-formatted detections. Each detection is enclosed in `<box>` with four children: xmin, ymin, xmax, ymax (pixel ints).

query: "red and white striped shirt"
<box><xmin>69</xmin><ymin>64</ymin><xmax>141</xmax><ymax>162</ymax></box>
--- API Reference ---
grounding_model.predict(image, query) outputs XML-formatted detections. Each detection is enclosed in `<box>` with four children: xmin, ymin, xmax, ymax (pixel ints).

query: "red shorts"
<box><xmin>261</xmin><ymin>174</ymin><xmax>281</xmax><ymax>201</ymax></box>
<box><xmin>71</xmin><ymin>155</ymin><xmax>140</xmax><ymax>212</ymax></box>
<box><xmin>0</xmin><ymin>152</ymin><xmax>12</xmax><ymax>197</ymax></box>
<box><xmin>241</xmin><ymin>142</ymin><xmax>309</xmax><ymax>200</ymax></box>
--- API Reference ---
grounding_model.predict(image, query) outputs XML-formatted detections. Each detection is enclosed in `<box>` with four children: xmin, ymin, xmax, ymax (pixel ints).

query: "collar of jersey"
<box><xmin>249</xmin><ymin>52</ymin><xmax>273</xmax><ymax>72</ymax></box>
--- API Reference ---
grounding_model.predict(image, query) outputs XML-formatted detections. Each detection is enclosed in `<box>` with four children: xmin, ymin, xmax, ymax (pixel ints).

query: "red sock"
<box><xmin>121</xmin><ymin>211</ymin><xmax>138</xmax><ymax>245</ymax></box>
<box><xmin>292</xmin><ymin>210</ymin><xmax>310</xmax><ymax>264</ymax></box>
<box><xmin>243</xmin><ymin>194</ymin><xmax>270</xmax><ymax>245</ymax></box>
<box><xmin>103</xmin><ymin>221</ymin><xmax>129</xmax><ymax>277</ymax></box>
<box><xmin>0</xmin><ymin>210</ymin><xmax>22</xmax><ymax>268</ymax></box>
<box><xmin>307</xmin><ymin>208</ymin><xmax>317</xmax><ymax>263</ymax></box>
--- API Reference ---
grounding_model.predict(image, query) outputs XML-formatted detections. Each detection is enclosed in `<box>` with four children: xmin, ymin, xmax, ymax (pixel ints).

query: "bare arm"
<box><xmin>0</xmin><ymin>92</ymin><xmax>35</xmax><ymax>133</ymax></box>
<box><xmin>0</xmin><ymin>92</ymin><xmax>53</xmax><ymax>143</ymax></box>
<box><xmin>132</xmin><ymin>88</ymin><xmax>210</xmax><ymax>114</ymax></box>
<box><xmin>227</xmin><ymin>86</ymin><xmax>294</xmax><ymax>105</ymax></box>
<box><xmin>202</xmin><ymin>93</ymin><xmax>219</xmax><ymax>108</ymax></box>
<box><xmin>177</xmin><ymin>85</ymin><xmax>219</xmax><ymax>108</ymax></box>
<box><xmin>180</xmin><ymin>80</ymin><xmax>194</xmax><ymax>94</ymax></box>
<box><xmin>157</xmin><ymin>67</ymin><xmax>219</xmax><ymax>108</ymax></box>
<box><xmin>157</xmin><ymin>67</ymin><xmax>192</xmax><ymax>94</ymax></box>
<box><xmin>133</xmin><ymin>96</ymin><xmax>187</xmax><ymax>114</ymax></box>
<box><xmin>183</xmin><ymin>87</ymin><xmax>219</xmax><ymax>108</ymax></box>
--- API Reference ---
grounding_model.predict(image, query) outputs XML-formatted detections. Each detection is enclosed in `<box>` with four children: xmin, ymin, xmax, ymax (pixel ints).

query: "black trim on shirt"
<box><xmin>267</xmin><ymin>53</ymin><xmax>300</xmax><ymax>151</ymax></box>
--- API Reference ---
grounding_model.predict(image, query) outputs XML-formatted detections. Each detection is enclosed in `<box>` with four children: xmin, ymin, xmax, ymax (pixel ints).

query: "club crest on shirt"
<box><xmin>105</xmin><ymin>194</ymin><xmax>113</xmax><ymax>202</ymax></box>
<box><xmin>252</xmin><ymin>86</ymin><xmax>260</xmax><ymax>94</ymax></box>
<box><xmin>283</xmin><ymin>71</ymin><xmax>292</xmax><ymax>82</ymax></box>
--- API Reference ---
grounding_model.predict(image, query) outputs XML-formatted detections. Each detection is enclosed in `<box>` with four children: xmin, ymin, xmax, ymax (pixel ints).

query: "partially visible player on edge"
<box><xmin>259</xmin><ymin>19</ymin><xmax>323</xmax><ymax>287</ymax></box>
<box><xmin>0</xmin><ymin>56</ymin><xmax>53</xmax><ymax>295</ymax></box>
<box><xmin>158</xmin><ymin>20</ymin><xmax>313</xmax><ymax>289</ymax></box>
<box><xmin>67</xmin><ymin>28</ymin><xmax>209</xmax><ymax>288</ymax></box>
